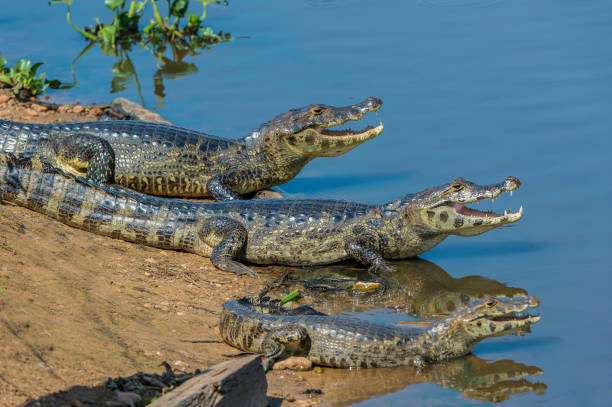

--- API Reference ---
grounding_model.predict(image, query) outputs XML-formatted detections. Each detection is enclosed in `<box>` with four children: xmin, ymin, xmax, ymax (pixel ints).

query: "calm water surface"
<box><xmin>2</xmin><ymin>0</ymin><xmax>611</xmax><ymax>405</ymax></box>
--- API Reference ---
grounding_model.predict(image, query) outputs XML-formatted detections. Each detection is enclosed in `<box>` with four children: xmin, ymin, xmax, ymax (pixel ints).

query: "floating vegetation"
<box><xmin>50</xmin><ymin>0</ymin><xmax>235</xmax><ymax>106</ymax></box>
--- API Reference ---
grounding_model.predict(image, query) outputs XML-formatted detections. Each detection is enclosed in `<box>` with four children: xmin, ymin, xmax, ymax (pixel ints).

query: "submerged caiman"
<box><xmin>0</xmin><ymin>98</ymin><xmax>383</xmax><ymax>200</ymax></box>
<box><xmin>220</xmin><ymin>296</ymin><xmax>540</xmax><ymax>368</ymax></box>
<box><xmin>0</xmin><ymin>152</ymin><xmax>522</xmax><ymax>278</ymax></box>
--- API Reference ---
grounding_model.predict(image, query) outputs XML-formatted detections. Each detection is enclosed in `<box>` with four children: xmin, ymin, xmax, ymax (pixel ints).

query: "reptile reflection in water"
<box><xmin>258</xmin><ymin>259</ymin><xmax>545</xmax><ymax>403</ymax></box>
<box><xmin>265</xmin><ymin>257</ymin><xmax>530</xmax><ymax>319</ymax></box>
<box><xmin>293</xmin><ymin>355</ymin><xmax>546</xmax><ymax>405</ymax></box>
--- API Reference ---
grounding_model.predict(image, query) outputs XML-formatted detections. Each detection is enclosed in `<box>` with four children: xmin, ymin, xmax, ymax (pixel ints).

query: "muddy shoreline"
<box><xmin>0</xmin><ymin>90</ymin><xmax>324</xmax><ymax>406</ymax></box>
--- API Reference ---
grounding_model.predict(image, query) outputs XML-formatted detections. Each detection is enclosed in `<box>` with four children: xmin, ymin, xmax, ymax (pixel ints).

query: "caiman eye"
<box><xmin>310</xmin><ymin>107</ymin><xmax>324</xmax><ymax>115</ymax></box>
<box><xmin>452</xmin><ymin>183</ymin><xmax>464</xmax><ymax>192</ymax></box>
<box><xmin>485</xmin><ymin>300</ymin><xmax>496</xmax><ymax>308</ymax></box>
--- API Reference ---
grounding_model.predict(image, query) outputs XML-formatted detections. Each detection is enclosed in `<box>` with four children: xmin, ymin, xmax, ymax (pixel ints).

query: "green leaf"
<box><xmin>31</xmin><ymin>62</ymin><xmax>45</xmax><ymax>76</ymax></box>
<box><xmin>187</xmin><ymin>12</ymin><xmax>200</xmax><ymax>26</ymax></box>
<box><xmin>0</xmin><ymin>55</ymin><xmax>6</xmax><ymax>68</ymax></box>
<box><xmin>105</xmin><ymin>0</ymin><xmax>125</xmax><ymax>10</ymax></box>
<box><xmin>15</xmin><ymin>59</ymin><xmax>32</xmax><ymax>74</ymax></box>
<box><xmin>280</xmin><ymin>290</ymin><xmax>300</xmax><ymax>305</ymax></box>
<box><xmin>48</xmin><ymin>0</ymin><xmax>73</xmax><ymax>5</ymax></box>
<box><xmin>170</xmin><ymin>0</ymin><xmax>189</xmax><ymax>17</ymax></box>
<box><xmin>0</xmin><ymin>73</ymin><xmax>13</xmax><ymax>85</ymax></box>
<box><xmin>98</xmin><ymin>25</ymin><xmax>117</xmax><ymax>47</ymax></box>
<box><xmin>199</xmin><ymin>26</ymin><xmax>213</xmax><ymax>37</ymax></box>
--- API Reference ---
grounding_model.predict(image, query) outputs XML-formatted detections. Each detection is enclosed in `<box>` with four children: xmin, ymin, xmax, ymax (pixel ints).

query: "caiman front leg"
<box><xmin>344</xmin><ymin>226</ymin><xmax>395</xmax><ymax>273</ymax></box>
<box><xmin>51</xmin><ymin>134</ymin><xmax>115</xmax><ymax>184</ymax></box>
<box><xmin>206</xmin><ymin>168</ymin><xmax>279</xmax><ymax>201</ymax></box>
<box><xmin>206</xmin><ymin>173</ymin><xmax>243</xmax><ymax>201</ymax></box>
<box><xmin>198</xmin><ymin>216</ymin><xmax>258</xmax><ymax>278</ymax></box>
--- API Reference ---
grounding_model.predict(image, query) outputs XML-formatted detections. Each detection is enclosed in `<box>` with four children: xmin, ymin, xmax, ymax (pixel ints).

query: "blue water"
<box><xmin>2</xmin><ymin>0</ymin><xmax>611</xmax><ymax>405</ymax></box>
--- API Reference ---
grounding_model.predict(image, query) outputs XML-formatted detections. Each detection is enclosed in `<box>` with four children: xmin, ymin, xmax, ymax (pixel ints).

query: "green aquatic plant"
<box><xmin>50</xmin><ymin>0</ymin><xmax>232</xmax><ymax>55</ymax></box>
<box><xmin>0</xmin><ymin>54</ymin><xmax>67</xmax><ymax>100</ymax></box>
<box><xmin>51</xmin><ymin>0</ymin><xmax>234</xmax><ymax>106</ymax></box>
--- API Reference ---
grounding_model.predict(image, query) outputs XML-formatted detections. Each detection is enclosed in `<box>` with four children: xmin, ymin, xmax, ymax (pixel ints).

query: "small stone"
<box><xmin>72</xmin><ymin>105</ymin><xmax>85</xmax><ymax>114</ymax></box>
<box><xmin>112</xmin><ymin>97</ymin><xmax>172</xmax><ymax>124</ymax></box>
<box><xmin>285</xmin><ymin>394</ymin><xmax>296</xmax><ymax>402</ymax></box>
<box><xmin>0</xmin><ymin>94</ymin><xmax>10</xmax><ymax>104</ymax></box>
<box><xmin>174</xmin><ymin>360</ymin><xmax>188</xmax><ymax>369</ymax></box>
<box><xmin>25</xmin><ymin>109</ymin><xmax>38</xmax><ymax>117</ymax></box>
<box><xmin>57</xmin><ymin>105</ymin><xmax>71</xmax><ymax>113</ymax></box>
<box><xmin>69</xmin><ymin>400</ymin><xmax>84</xmax><ymax>407</ymax></box>
<box><xmin>273</xmin><ymin>357</ymin><xmax>312</xmax><ymax>371</ymax></box>
<box><xmin>30</xmin><ymin>103</ymin><xmax>48</xmax><ymax>112</ymax></box>
<box><xmin>254</xmin><ymin>189</ymin><xmax>284</xmax><ymax>199</ymax></box>
<box><xmin>88</xmin><ymin>108</ymin><xmax>102</xmax><ymax>117</ymax></box>
<box><xmin>313</xmin><ymin>366</ymin><xmax>324</xmax><ymax>374</ymax></box>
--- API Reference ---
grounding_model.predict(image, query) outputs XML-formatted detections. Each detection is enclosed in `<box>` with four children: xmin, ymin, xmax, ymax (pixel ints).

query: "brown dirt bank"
<box><xmin>0</xmin><ymin>91</ymin><xmax>326</xmax><ymax>406</ymax></box>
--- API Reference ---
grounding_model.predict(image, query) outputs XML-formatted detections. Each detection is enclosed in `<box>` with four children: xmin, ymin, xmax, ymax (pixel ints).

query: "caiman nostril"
<box><xmin>505</xmin><ymin>176</ymin><xmax>521</xmax><ymax>188</ymax></box>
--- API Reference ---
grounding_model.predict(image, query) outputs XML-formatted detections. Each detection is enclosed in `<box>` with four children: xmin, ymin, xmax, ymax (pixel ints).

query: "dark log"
<box><xmin>149</xmin><ymin>355</ymin><xmax>267</xmax><ymax>407</ymax></box>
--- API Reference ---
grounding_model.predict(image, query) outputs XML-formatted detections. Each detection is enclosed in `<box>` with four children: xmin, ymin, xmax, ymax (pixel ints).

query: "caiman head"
<box><xmin>245</xmin><ymin>97</ymin><xmax>384</xmax><ymax>159</ymax></box>
<box><xmin>424</xmin><ymin>296</ymin><xmax>540</xmax><ymax>361</ymax></box>
<box><xmin>402</xmin><ymin>176</ymin><xmax>523</xmax><ymax>237</ymax></box>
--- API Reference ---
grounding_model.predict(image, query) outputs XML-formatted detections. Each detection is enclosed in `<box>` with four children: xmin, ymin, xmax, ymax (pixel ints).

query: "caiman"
<box><xmin>0</xmin><ymin>97</ymin><xmax>383</xmax><ymax>200</ymax></box>
<box><xmin>262</xmin><ymin>258</ymin><xmax>530</xmax><ymax>319</ymax></box>
<box><xmin>0</xmin><ymin>152</ymin><xmax>523</xmax><ymax>278</ymax></box>
<box><xmin>220</xmin><ymin>296</ymin><xmax>540</xmax><ymax>368</ymax></box>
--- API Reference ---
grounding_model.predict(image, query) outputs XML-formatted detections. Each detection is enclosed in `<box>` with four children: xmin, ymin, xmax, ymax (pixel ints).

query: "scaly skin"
<box><xmin>263</xmin><ymin>258</ymin><xmax>530</xmax><ymax>319</ymax></box>
<box><xmin>220</xmin><ymin>296</ymin><xmax>541</xmax><ymax>368</ymax></box>
<box><xmin>0</xmin><ymin>153</ymin><xmax>523</xmax><ymax>278</ymax></box>
<box><xmin>0</xmin><ymin>97</ymin><xmax>383</xmax><ymax>200</ymax></box>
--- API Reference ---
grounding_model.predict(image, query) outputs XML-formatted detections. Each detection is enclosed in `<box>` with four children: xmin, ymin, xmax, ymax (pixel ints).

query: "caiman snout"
<box><xmin>260</xmin><ymin>97</ymin><xmax>384</xmax><ymax>157</ymax></box>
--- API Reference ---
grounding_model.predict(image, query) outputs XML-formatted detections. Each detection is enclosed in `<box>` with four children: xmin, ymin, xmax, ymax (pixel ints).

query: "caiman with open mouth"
<box><xmin>0</xmin><ymin>97</ymin><xmax>383</xmax><ymax>200</ymax></box>
<box><xmin>220</xmin><ymin>296</ymin><xmax>541</xmax><ymax>368</ymax></box>
<box><xmin>0</xmin><ymin>153</ymin><xmax>522</xmax><ymax>278</ymax></box>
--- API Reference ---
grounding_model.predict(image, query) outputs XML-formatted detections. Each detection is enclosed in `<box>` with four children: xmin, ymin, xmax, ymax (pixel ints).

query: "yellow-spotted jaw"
<box><xmin>250</xmin><ymin>97</ymin><xmax>384</xmax><ymax>158</ymax></box>
<box><xmin>415</xmin><ymin>176</ymin><xmax>523</xmax><ymax>236</ymax></box>
<box><xmin>460</xmin><ymin>296</ymin><xmax>541</xmax><ymax>339</ymax></box>
<box><xmin>282</xmin><ymin>122</ymin><xmax>384</xmax><ymax>157</ymax></box>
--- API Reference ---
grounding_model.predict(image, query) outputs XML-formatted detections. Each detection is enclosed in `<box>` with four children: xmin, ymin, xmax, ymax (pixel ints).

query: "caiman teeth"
<box><xmin>319</xmin><ymin>122</ymin><xmax>383</xmax><ymax>137</ymax></box>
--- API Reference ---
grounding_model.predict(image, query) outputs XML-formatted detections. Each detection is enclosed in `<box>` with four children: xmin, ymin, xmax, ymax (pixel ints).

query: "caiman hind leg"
<box><xmin>198</xmin><ymin>216</ymin><xmax>258</xmax><ymax>278</ymax></box>
<box><xmin>344</xmin><ymin>226</ymin><xmax>395</xmax><ymax>273</ymax></box>
<box><xmin>51</xmin><ymin>134</ymin><xmax>115</xmax><ymax>184</ymax></box>
<box><xmin>260</xmin><ymin>325</ymin><xmax>309</xmax><ymax>371</ymax></box>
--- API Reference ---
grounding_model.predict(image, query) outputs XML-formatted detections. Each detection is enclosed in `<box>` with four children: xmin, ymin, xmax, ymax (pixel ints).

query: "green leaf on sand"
<box><xmin>280</xmin><ymin>289</ymin><xmax>300</xmax><ymax>305</ymax></box>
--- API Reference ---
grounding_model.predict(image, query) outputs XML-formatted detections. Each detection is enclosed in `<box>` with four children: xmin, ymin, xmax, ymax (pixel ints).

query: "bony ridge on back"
<box><xmin>0</xmin><ymin>152</ymin><xmax>523</xmax><ymax>279</ymax></box>
<box><xmin>0</xmin><ymin>97</ymin><xmax>383</xmax><ymax>200</ymax></box>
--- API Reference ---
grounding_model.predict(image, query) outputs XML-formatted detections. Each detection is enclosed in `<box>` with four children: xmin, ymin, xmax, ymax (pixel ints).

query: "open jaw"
<box><xmin>284</xmin><ymin>121</ymin><xmax>385</xmax><ymax>157</ymax></box>
<box><xmin>451</xmin><ymin>200</ymin><xmax>523</xmax><ymax>224</ymax></box>
<box><xmin>459</xmin><ymin>296</ymin><xmax>541</xmax><ymax>340</ymax></box>
<box><xmin>316</xmin><ymin>122</ymin><xmax>385</xmax><ymax>156</ymax></box>
<box><xmin>421</xmin><ymin>176</ymin><xmax>525</xmax><ymax>235</ymax></box>
<box><xmin>481</xmin><ymin>297</ymin><xmax>541</xmax><ymax>334</ymax></box>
